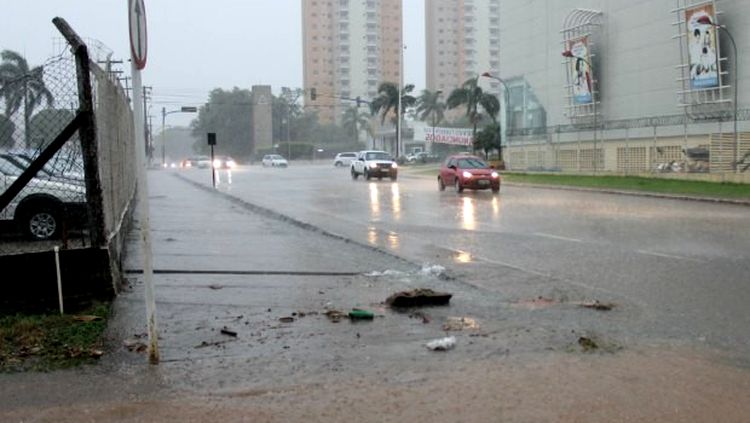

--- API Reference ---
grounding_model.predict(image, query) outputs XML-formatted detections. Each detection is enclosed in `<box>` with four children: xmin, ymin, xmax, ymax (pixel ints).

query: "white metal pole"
<box><xmin>54</xmin><ymin>246</ymin><xmax>63</xmax><ymax>315</ymax></box>
<box><xmin>131</xmin><ymin>56</ymin><xmax>160</xmax><ymax>365</ymax></box>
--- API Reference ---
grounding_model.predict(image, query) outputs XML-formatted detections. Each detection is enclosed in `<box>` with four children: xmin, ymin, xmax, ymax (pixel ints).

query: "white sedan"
<box><xmin>262</xmin><ymin>154</ymin><xmax>288</xmax><ymax>168</ymax></box>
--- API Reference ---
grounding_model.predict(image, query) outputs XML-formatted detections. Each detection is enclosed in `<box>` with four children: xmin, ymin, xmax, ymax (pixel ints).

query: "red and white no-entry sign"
<box><xmin>129</xmin><ymin>0</ymin><xmax>148</xmax><ymax>69</ymax></box>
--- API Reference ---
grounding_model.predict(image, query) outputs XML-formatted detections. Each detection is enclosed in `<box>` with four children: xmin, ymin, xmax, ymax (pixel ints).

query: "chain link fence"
<box><xmin>1</xmin><ymin>20</ymin><xmax>136</xmax><ymax>269</ymax></box>
<box><xmin>0</xmin><ymin>50</ymin><xmax>90</xmax><ymax>254</ymax></box>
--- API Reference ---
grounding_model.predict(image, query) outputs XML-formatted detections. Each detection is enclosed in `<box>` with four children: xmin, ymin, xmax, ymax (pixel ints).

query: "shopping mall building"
<box><xmin>491</xmin><ymin>0</ymin><xmax>749</xmax><ymax>176</ymax></box>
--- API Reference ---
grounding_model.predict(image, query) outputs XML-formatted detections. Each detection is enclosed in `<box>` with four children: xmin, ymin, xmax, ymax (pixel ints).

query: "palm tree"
<box><xmin>0</xmin><ymin>50</ymin><xmax>54</xmax><ymax>147</ymax></box>
<box><xmin>369</xmin><ymin>82</ymin><xmax>416</xmax><ymax>155</ymax></box>
<box><xmin>416</xmin><ymin>89</ymin><xmax>446</xmax><ymax>129</ymax></box>
<box><xmin>341</xmin><ymin>106</ymin><xmax>371</xmax><ymax>145</ymax></box>
<box><xmin>446</xmin><ymin>77</ymin><xmax>499</xmax><ymax>140</ymax></box>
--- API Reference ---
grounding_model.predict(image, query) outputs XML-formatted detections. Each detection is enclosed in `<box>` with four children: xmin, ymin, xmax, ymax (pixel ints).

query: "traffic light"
<box><xmin>310</xmin><ymin>88</ymin><xmax>317</xmax><ymax>101</ymax></box>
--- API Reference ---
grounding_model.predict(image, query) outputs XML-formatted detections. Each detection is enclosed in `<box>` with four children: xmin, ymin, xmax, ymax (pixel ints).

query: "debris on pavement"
<box><xmin>220</xmin><ymin>327</ymin><xmax>238</xmax><ymax>337</ymax></box>
<box><xmin>578</xmin><ymin>300</ymin><xmax>615</xmax><ymax>311</ymax></box>
<box><xmin>349</xmin><ymin>309</ymin><xmax>375</xmax><ymax>320</ymax></box>
<box><xmin>123</xmin><ymin>338</ymin><xmax>147</xmax><ymax>353</ymax></box>
<box><xmin>578</xmin><ymin>336</ymin><xmax>599</xmax><ymax>351</ymax></box>
<box><xmin>419</xmin><ymin>264</ymin><xmax>448</xmax><ymax>279</ymax></box>
<box><xmin>386</xmin><ymin>288</ymin><xmax>453</xmax><ymax>308</ymax></box>
<box><xmin>443</xmin><ymin>317</ymin><xmax>480</xmax><ymax>331</ymax></box>
<box><xmin>325</xmin><ymin>310</ymin><xmax>347</xmax><ymax>323</ymax></box>
<box><xmin>278</xmin><ymin>317</ymin><xmax>296</xmax><ymax>323</ymax></box>
<box><xmin>425</xmin><ymin>336</ymin><xmax>456</xmax><ymax>351</ymax></box>
<box><xmin>208</xmin><ymin>284</ymin><xmax>224</xmax><ymax>290</ymax></box>
<box><xmin>409</xmin><ymin>311</ymin><xmax>431</xmax><ymax>324</ymax></box>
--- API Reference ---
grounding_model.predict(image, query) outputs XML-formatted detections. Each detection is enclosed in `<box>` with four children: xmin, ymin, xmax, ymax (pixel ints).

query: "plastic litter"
<box><xmin>443</xmin><ymin>316</ymin><xmax>480</xmax><ymax>331</ymax></box>
<box><xmin>349</xmin><ymin>309</ymin><xmax>375</xmax><ymax>320</ymax></box>
<box><xmin>425</xmin><ymin>336</ymin><xmax>456</xmax><ymax>351</ymax></box>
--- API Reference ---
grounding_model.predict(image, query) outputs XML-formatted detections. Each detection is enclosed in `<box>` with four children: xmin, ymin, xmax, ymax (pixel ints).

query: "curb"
<box><xmin>501</xmin><ymin>182</ymin><xmax>750</xmax><ymax>207</ymax></box>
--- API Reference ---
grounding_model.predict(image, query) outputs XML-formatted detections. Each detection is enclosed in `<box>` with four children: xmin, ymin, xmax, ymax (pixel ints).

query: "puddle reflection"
<box><xmin>367</xmin><ymin>226</ymin><xmax>378</xmax><ymax>246</ymax></box>
<box><xmin>453</xmin><ymin>249</ymin><xmax>473</xmax><ymax>263</ymax></box>
<box><xmin>461</xmin><ymin>197</ymin><xmax>476</xmax><ymax>230</ymax></box>
<box><xmin>369</xmin><ymin>183</ymin><xmax>380</xmax><ymax>219</ymax></box>
<box><xmin>387</xmin><ymin>231</ymin><xmax>400</xmax><ymax>250</ymax></box>
<box><xmin>391</xmin><ymin>183</ymin><xmax>401</xmax><ymax>220</ymax></box>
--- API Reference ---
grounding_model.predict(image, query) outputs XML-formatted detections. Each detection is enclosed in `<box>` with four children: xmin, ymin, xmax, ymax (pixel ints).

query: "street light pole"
<box><xmin>562</xmin><ymin>50</ymin><xmax>597</xmax><ymax>173</ymax></box>
<box><xmin>697</xmin><ymin>16</ymin><xmax>739</xmax><ymax>173</ymax></box>
<box><xmin>161</xmin><ymin>106</ymin><xmax>198</xmax><ymax>167</ymax></box>
<box><xmin>481</xmin><ymin>72</ymin><xmax>510</xmax><ymax>167</ymax></box>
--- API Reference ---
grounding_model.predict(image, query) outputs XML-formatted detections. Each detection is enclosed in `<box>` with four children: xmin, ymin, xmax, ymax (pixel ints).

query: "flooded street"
<box><xmin>2</xmin><ymin>165</ymin><xmax>749</xmax><ymax>422</ymax></box>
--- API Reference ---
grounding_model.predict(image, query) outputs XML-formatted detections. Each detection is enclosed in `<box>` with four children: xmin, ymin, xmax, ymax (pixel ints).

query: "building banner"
<box><xmin>685</xmin><ymin>4</ymin><xmax>720</xmax><ymax>89</ymax></box>
<box><xmin>567</xmin><ymin>36</ymin><xmax>593</xmax><ymax>105</ymax></box>
<box><xmin>417</xmin><ymin>126</ymin><xmax>474</xmax><ymax>146</ymax></box>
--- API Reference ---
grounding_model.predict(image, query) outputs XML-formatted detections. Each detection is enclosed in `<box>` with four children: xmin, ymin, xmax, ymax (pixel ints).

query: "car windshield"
<box><xmin>456</xmin><ymin>158</ymin><xmax>489</xmax><ymax>169</ymax></box>
<box><xmin>366</xmin><ymin>152</ymin><xmax>391</xmax><ymax>161</ymax></box>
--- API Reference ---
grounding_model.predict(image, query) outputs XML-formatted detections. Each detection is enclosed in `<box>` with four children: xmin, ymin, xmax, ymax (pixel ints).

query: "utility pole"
<box><xmin>142</xmin><ymin>86</ymin><xmax>152</xmax><ymax>162</ymax></box>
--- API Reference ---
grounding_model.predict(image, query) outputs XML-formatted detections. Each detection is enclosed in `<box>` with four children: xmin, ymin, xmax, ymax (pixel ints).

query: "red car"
<box><xmin>438</xmin><ymin>155</ymin><xmax>501</xmax><ymax>193</ymax></box>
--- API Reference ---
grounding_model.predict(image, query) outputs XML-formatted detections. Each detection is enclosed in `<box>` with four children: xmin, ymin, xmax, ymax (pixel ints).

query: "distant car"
<box><xmin>182</xmin><ymin>155</ymin><xmax>211</xmax><ymax>169</ymax></box>
<box><xmin>262</xmin><ymin>154</ymin><xmax>288</xmax><ymax>167</ymax></box>
<box><xmin>406</xmin><ymin>151</ymin><xmax>439</xmax><ymax>164</ymax></box>
<box><xmin>350</xmin><ymin>150</ymin><xmax>397</xmax><ymax>181</ymax></box>
<box><xmin>212</xmin><ymin>156</ymin><xmax>237</xmax><ymax>170</ymax></box>
<box><xmin>438</xmin><ymin>155</ymin><xmax>500</xmax><ymax>193</ymax></box>
<box><xmin>333</xmin><ymin>152</ymin><xmax>357</xmax><ymax>167</ymax></box>
<box><xmin>0</xmin><ymin>156</ymin><xmax>87</xmax><ymax>240</ymax></box>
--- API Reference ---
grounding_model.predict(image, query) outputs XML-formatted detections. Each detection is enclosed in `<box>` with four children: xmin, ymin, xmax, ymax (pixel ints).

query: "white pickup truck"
<box><xmin>350</xmin><ymin>150</ymin><xmax>398</xmax><ymax>181</ymax></box>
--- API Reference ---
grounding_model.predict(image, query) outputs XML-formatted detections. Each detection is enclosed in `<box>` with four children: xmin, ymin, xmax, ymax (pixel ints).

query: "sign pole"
<box><xmin>128</xmin><ymin>0</ymin><xmax>159</xmax><ymax>364</ymax></box>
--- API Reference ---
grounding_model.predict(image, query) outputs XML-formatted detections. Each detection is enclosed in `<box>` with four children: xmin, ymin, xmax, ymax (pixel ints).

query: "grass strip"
<box><xmin>502</xmin><ymin>173</ymin><xmax>750</xmax><ymax>199</ymax></box>
<box><xmin>0</xmin><ymin>302</ymin><xmax>110</xmax><ymax>372</ymax></box>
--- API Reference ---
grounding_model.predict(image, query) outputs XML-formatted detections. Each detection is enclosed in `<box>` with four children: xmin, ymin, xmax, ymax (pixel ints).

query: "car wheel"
<box><xmin>365</xmin><ymin>169</ymin><xmax>371</xmax><ymax>180</ymax></box>
<box><xmin>351</xmin><ymin>168</ymin><xmax>359</xmax><ymax>180</ymax></box>
<box><xmin>492</xmin><ymin>186</ymin><xmax>500</xmax><ymax>194</ymax></box>
<box><xmin>454</xmin><ymin>179</ymin><xmax>464</xmax><ymax>193</ymax></box>
<box><xmin>335</xmin><ymin>161</ymin><xmax>342</xmax><ymax>167</ymax></box>
<box><xmin>23</xmin><ymin>205</ymin><xmax>61</xmax><ymax>240</ymax></box>
<box><xmin>438</xmin><ymin>177</ymin><xmax>445</xmax><ymax>191</ymax></box>
<box><xmin>390</xmin><ymin>174</ymin><xmax>397</xmax><ymax>181</ymax></box>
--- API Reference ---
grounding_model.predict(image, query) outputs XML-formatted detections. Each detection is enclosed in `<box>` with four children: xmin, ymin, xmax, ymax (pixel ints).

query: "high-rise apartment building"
<box><xmin>302</xmin><ymin>0</ymin><xmax>403</xmax><ymax>124</ymax></box>
<box><xmin>426</xmin><ymin>0</ymin><xmax>501</xmax><ymax>96</ymax></box>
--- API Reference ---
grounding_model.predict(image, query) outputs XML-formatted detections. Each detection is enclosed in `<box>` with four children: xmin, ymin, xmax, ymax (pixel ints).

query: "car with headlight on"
<box><xmin>181</xmin><ymin>155</ymin><xmax>211</xmax><ymax>169</ymax></box>
<box><xmin>350</xmin><ymin>150</ymin><xmax>397</xmax><ymax>181</ymax></box>
<box><xmin>212</xmin><ymin>156</ymin><xmax>237</xmax><ymax>170</ymax></box>
<box><xmin>261</xmin><ymin>154</ymin><xmax>288</xmax><ymax>168</ymax></box>
<box><xmin>438</xmin><ymin>155</ymin><xmax>500</xmax><ymax>193</ymax></box>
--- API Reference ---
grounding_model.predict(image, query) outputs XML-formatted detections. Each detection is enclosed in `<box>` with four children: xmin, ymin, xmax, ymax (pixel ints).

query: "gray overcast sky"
<box><xmin>1</xmin><ymin>0</ymin><xmax>426</xmax><ymax>127</ymax></box>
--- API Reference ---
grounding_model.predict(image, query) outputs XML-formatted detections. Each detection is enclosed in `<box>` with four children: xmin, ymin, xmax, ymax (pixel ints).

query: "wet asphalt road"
<box><xmin>176</xmin><ymin>163</ymin><xmax>750</xmax><ymax>358</ymax></box>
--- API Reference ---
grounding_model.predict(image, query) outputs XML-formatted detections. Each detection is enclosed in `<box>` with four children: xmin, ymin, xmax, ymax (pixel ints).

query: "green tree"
<box><xmin>474</xmin><ymin>122</ymin><xmax>501</xmax><ymax>160</ymax></box>
<box><xmin>416</xmin><ymin>89</ymin><xmax>446</xmax><ymax>128</ymax></box>
<box><xmin>272</xmin><ymin>87</ymin><xmax>303</xmax><ymax>142</ymax></box>
<box><xmin>28</xmin><ymin>108</ymin><xmax>75</xmax><ymax>149</ymax></box>
<box><xmin>0</xmin><ymin>114</ymin><xmax>15</xmax><ymax>148</ymax></box>
<box><xmin>341</xmin><ymin>106</ymin><xmax>371</xmax><ymax>144</ymax></box>
<box><xmin>369</xmin><ymin>82</ymin><xmax>416</xmax><ymax>155</ymax></box>
<box><xmin>446</xmin><ymin>78</ymin><xmax>499</xmax><ymax>141</ymax></box>
<box><xmin>190</xmin><ymin>88</ymin><xmax>253</xmax><ymax>159</ymax></box>
<box><xmin>0</xmin><ymin>50</ymin><xmax>54</xmax><ymax>147</ymax></box>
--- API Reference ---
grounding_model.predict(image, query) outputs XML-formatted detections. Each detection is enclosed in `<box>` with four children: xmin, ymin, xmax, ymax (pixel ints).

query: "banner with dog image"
<box><xmin>686</xmin><ymin>4</ymin><xmax>720</xmax><ymax>89</ymax></box>
<box><xmin>567</xmin><ymin>36</ymin><xmax>593</xmax><ymax>105</ymax></box>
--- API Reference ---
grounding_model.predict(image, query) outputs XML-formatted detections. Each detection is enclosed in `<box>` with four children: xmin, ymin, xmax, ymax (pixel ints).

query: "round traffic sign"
<box><xmin>129</xmin><ymin>0</ymin><xmax>148</xmax><ymax>69</ymax></box>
